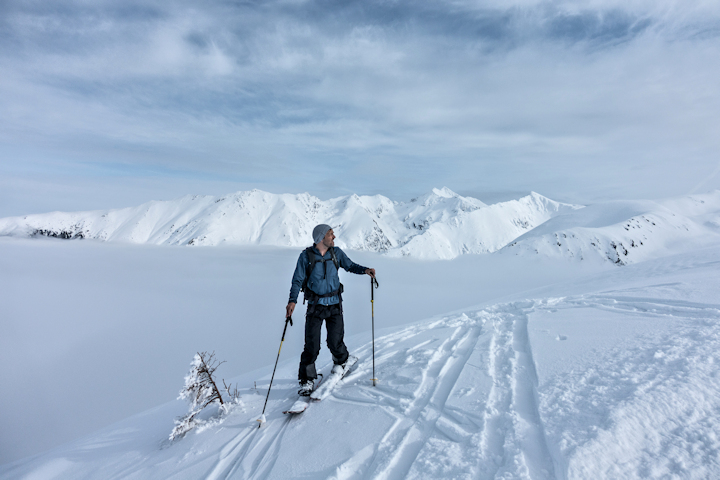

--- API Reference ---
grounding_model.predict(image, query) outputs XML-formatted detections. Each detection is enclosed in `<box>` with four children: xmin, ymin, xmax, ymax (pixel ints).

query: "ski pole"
<box><xmin>257</xmin><ymin>315</ymin><xmax>292</xmax><ymax>428</ymax></box>
<box><xmin>371</xmin><ymin>276</ymin><xmax>379</xmax><ymax>386</ymax></box>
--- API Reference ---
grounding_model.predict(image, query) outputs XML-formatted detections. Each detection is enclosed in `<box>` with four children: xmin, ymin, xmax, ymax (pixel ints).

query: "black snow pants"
<box><xmin>298</xmin><ymin>303</ymin><xmax>349</xmax><ymax>381</ymax></box>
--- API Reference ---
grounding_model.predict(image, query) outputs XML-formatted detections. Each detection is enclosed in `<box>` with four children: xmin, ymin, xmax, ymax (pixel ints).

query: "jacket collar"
<box><xmin>311</xmin><ymin>245</ymin><xmax>331</xmax><ymax>257</ymax></box>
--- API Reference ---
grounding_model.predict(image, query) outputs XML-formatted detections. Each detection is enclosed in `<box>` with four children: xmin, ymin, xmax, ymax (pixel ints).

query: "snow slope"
<box><xmin>0</xmin><ymin>188</ymin><xmax>580</xmax><ymax>259</ymax></box>
<box><xmin>0</xmin><ymin>237</ymin><xmax>595</xmax><ymax>465</ymax></box>
<box><xmin>3</xmin><ymin>244</ymin><xmax>720</xmax><ymax>479</ymax></box>
<box><xmin>501</xmin><ymin>191</ymin><xmax>720</xmax><ymax>265</ymax></box>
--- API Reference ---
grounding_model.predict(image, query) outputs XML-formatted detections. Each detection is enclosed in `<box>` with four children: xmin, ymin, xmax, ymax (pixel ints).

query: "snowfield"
<box><xmin>2</xmin><ymin>244</ymin><xmax>719</xmax><ymax>479</ymax></box>
<box><xmin>2</xmin><ymin>190</ymin><xmax>720</xmax><ymax>479</ymax></box>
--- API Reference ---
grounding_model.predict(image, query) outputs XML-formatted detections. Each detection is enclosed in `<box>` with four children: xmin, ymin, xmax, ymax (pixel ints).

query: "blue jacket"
<box><xmin>289</xmin><ymin>246</ymin><xmax>367</xmax><ymax>305</ymax></box>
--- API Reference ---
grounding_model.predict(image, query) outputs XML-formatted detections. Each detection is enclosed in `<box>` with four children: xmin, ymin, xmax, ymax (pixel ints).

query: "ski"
<box><xmin>283</xmin><ymin>397</ymin><xmax>312</xmax><ymax>415</ymax></box>
<box><xmin>283</xmin><ymin>374</ymin><xmax>325</xmax><ymax>415</ymax></box>
<box><xmin>310</xmin><ymin>355</ymin><xmax>358</xmax><ymax>402</ymax></box>
<box><xmin>283</xmin><ymin>356</ymin><xmax>358</xmax><ymax>414</ymax></box>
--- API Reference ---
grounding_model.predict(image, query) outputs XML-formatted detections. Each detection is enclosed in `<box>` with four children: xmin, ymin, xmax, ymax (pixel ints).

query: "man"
<box><xmin>287</xmin><ymin>224</ymin><xmax>376</xmax><ymax>396</ymax></box>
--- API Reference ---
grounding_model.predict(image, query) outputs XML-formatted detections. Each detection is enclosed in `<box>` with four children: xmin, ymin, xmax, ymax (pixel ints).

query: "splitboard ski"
<box><xmin>283</xmin><ymin>374</ymin><xmax>324</xmax><ymax>415</ymax></box>
<box><xmin>310</xmin><ymin>355</ymin><xmax>358</xmax><ymax>402</ymax></box>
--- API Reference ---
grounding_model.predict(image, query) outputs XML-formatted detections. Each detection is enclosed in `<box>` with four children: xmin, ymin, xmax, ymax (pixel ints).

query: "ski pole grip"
<box><xmin>286</xmin><ymin>315</ymin><xmax>293</xmax><ymax>326</ymax></box>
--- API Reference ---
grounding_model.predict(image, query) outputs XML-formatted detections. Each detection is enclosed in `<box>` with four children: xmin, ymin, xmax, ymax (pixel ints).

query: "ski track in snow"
<box><xmin>475</xmin><ymin>303</ymin><xmax>556</xmax><ymax>480</ymax></box>
<box><xmin>362</xmin><ymin>324</ymin><xmax>481</xmax><ymax>479</ymax></box>
<box><xmin>315</xmin><ymin>295</ymin><xmax>719</xmax><ymax>480</ymax></box>
<box><xmin>204</xmin><ymin>423</ymin><xmax>274</xmax><ymax>479</ymax></box>
<box><xmin>319</xmin><ymin>303</ymin><xmax>557</xmax><ymax>480</ymax></box>
<box><xmin>5</xmin><ymin>290</ymin><xmax>720</xmax><ymax>479</ymax></box>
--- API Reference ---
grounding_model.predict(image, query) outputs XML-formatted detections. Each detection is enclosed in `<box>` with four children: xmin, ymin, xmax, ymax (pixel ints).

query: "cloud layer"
<box><xmin>2</xmin><ymin>0</ymin><xmax>720</xmax><ymax>215</ymax></box>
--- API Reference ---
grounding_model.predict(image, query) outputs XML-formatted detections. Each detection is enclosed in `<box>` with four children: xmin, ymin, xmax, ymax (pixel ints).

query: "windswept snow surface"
<box><xmin>0</xmin><ymin>188</ymin><xmax>580</xmax><ymax>259</ymax></box>
<box><xmin>3</xmin><ymin>243</ymin><xmax>720</xmax><ymax>479</ymax></box>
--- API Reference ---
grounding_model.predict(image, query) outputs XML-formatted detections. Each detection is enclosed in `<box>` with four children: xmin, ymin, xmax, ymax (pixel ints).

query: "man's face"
<box><xmin>322</xmin><ymin>229</ymin><xmax>335</xmax><ymax>248</ymax></box>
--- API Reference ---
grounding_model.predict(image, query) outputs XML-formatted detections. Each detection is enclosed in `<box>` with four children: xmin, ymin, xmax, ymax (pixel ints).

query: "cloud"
<box><xmin>1</xmin><ymin>0</ymin><xmax>720</xmax><ymax>214</ymax></box>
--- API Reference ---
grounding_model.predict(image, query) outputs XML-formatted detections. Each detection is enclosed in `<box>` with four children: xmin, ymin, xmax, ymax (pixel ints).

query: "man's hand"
<box><xmin>365</xmin><ymin>268</ymin><xmax>376</xmax><ymax>278</ymax></box>
<box><xmin>286</xmin><ymin>302</ymin><xmax>296</xmax><ymax>319</ymax></box>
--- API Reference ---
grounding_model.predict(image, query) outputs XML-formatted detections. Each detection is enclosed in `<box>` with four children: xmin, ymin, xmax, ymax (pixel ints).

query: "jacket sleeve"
<box><xmin>289</xmin><ymin>250</ymin><xmax>308</xmax><ymax>303</ymax></box>
<box><xmin>335</xmin><ymin>247</ymin><xmax>367</xmax><ymax>275</ymax></box>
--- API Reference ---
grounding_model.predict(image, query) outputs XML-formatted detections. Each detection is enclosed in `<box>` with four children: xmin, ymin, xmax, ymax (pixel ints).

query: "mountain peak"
<box><xmin>431</xmin><ymin>187</ymin><xmax>458</xmax><ymax>198</ymax></box>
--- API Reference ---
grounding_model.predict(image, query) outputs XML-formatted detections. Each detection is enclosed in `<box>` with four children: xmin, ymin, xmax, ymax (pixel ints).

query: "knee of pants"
<box><xmin>303</xmin><ymin>315</ymin><xmax>323</xmax><ymax>356</ymax></box>
<box><xmin>326</xmin><ymin>334</ymin><xmax>346</xmax><ymax>353</ymax></box>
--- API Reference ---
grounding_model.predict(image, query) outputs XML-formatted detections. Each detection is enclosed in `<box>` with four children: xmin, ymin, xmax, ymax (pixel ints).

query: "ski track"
<box><xmin>204</xmin><ymin>412</ymin><xmax>292</xmax><ymax>480</ymax></box>
<box><xmin>327</xmin><ymin>294</ymin><xmax>720</xmax><ymax>480</ymax></box>
<box><xmin>35</xmin><ymin>292</ymin><xmax>719</xmax><ymax>480</ymax></box>
<box><xmin>327</xmin><ymin>302</ymin><xmax>557</xmax><ymax>480</ymax></box>
<box><xmin>202</xmin><ymin>319</ymin><xmax>456</xmax><ymax>480</ymax></box>
<box><xmin>456</xmin><ymin>302</ymin><xmax>554</xmax><ymax>480</ymax></box>
<box><xmin>364</xmin><ymin>324</ymin><xmax>482</xmax><ymax>479</ymax></box>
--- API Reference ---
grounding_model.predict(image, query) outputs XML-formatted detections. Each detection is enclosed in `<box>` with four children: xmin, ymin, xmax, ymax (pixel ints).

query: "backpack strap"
<box><xmin>305</xmin><ymin>247</ymin><xmax>317</xmax><ymax>278</ymax></box>
<box><xmin>301</xmin><ymin>247</ymin><xmax>315</xmax><ymax>303</ymax></box>
<box><xmin>329</xmin><ymin>246</ymin><xmax>339</xmax><ymax>271</ymax></box>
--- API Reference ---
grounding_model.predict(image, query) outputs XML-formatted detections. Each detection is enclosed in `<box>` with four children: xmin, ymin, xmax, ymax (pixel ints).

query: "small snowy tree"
<box><xmin>170</xmin><ymin>352</ymin><xmax>226</xmax><ymax>440</ymax></box>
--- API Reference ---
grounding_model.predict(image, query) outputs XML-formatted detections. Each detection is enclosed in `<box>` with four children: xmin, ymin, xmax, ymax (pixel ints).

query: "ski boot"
<box><xmin>298</xmin><ymin>379</ymin><xmax>314</xmax><ymax>396</ymax></box>
<box><xmin>332</xmin><ymin>355</ymin><xmax>358</xmax><ymax>375</ymax></box>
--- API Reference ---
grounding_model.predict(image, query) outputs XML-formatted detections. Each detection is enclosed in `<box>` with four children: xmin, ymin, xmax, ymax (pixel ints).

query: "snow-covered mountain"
<box><xmin>500</xmin><ymin>191</ymin><xmax>720</xmax><ymax>265</ymax></box>
<box><xmin>0</xmin><ymin>188</ymin><xmax>581</xmax><ymax>260</ymax></box>
<box><xmin>3</xmin><ymin>188</ymin><xmax>720</xmax><ymax>264</ymax></box>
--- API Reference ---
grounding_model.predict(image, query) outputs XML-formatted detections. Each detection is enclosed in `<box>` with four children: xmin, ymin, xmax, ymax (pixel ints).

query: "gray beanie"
<box><xmin>312</xmin><ymin>224</ymin><xmax>333</xmax><ymax>244</ymax></box>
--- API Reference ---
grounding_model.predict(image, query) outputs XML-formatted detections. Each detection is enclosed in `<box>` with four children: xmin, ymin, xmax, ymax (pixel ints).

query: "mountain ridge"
<box><xmin>0</xmin><ymin>188</ymin><xmax>580</xmax><ymax>260</ymax></box>
<box><xmin>500</xmin><ymin>191</ymin><xmax>720</xmax><ymax>264</ymax></box>
<box><xmin>3</xmin><ymin>189</ymin><xmax>719</xmax><ymax>263</ymax></box>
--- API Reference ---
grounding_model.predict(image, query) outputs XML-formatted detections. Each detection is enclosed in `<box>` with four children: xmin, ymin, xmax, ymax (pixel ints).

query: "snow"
<box><xmin>0</xmin><ymin>235</ymin><xmax>591</xmax><ymax>465</ymax></box>
<box><xmin>0</xmin><ymin>188</ymin><xmax>580</xmax><ymax>259</ymax></box>
<box><xmin>502</xmin><ymin>191</ymin><xmax>720</xmax><ymax>264</ymax></box>
<box><xmin>2</xmin><ymin>189</ymin><xmax>720</xmax><ymax>478</ymax></box>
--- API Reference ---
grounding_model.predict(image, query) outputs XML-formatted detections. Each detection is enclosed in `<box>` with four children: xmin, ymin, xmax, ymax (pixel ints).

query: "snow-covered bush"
<box><xmin>170</xmin><ymin>351</ymin><xmax>241</xmax><ymax>441</ymax></box>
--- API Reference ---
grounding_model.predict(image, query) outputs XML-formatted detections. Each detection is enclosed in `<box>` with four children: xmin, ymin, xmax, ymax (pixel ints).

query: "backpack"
<box><xmin>301</xmin><ymin>246</ymin><xmax>342</xmax><ymax>304</ymax></box>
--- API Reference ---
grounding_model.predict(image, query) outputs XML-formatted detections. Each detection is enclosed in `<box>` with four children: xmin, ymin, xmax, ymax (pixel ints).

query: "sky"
<box><xmin>1</xmin><ymin>0</ymin><xmax>720</xmax><ymax>217</ymax></box>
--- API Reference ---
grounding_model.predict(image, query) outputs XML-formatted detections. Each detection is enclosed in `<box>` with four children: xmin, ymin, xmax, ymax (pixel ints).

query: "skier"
<box><xmin>286</xmin><ymin>224</ymin><xmax>376</xmax><ymax>396</ymax></box>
